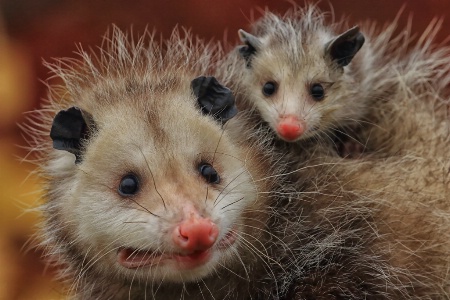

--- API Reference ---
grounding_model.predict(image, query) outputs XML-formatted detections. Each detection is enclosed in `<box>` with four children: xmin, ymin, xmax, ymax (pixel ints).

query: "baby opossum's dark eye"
<box><xmin>118</xmin><ymin>174</ymin><xmax>139</xmax><ymax>196</ymax></box>
<box><xmin>310</xmin><ymin>83</ymin><xmax>325</xmax><ymax>101</ymax></box>
<box><xmin>262</xmin><ymin>82</ymin><xmax>277</xmax><ymax>96</ymax></box>
<box><xmin>198</xmin><ymin>163</ymin><xmax>220</xmax><ymax>184</ymax></box>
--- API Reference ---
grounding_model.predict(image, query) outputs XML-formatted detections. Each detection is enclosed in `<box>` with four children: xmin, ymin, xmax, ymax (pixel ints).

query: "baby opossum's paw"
<box><xmin>337</xmin><ymin>140</ymin><xmax>365</xmax><ymax>158</ymax></box>
<box><xmin>332</xmin><ymin>127</ymin><xmax>366</xmax><ymax>158</ymax></box>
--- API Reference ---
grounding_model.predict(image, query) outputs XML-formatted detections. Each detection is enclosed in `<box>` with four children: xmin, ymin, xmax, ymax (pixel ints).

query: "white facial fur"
<box><xmin>52</xmin><ymin>89</ymin><xmax>262</xmax><ymax>283</ymax></box>
<box><xmin>245</xmin><ymin>33</ymin><xmax>336</xmax><ymax>140</ymax></box>
<box><xmin>237</xmin><ymin>12</ymin><xmax>368</xmax><ymax>143</ymax></box>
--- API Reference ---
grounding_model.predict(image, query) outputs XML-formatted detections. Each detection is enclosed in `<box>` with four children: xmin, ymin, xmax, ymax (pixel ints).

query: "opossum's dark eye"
<box><xmin>310</xmin><ymin>83</ymin><xmax>325</xmax><ymax>101</ymax></box>
<box><xmin>262</xmin><ymin>82</ymin><xmax>277</xmax><ymax>96</ymax></box>
<box><xmin>198</xmin><ymin>163</ymin><xmax>220</xmax><ymax>184</ymax></box>
<box><xmin>118</xmin><ymin>174</ymin><xmax>139</xmax><ymax>196</ymax></box>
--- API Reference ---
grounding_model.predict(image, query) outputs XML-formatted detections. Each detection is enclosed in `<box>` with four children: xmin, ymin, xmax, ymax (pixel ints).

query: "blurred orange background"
<box><xmin>0</xmin><ymin>0</ymin><xmax>449</xmax><ymax>299</ymax></box>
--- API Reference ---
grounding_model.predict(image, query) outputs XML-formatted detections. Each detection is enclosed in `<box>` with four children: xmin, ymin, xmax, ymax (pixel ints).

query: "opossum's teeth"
<box><xmin>117</xmin><ymin>248</ymin><xmax>167</xmax><ymax>269</ymax></box>
<box><xmin>276</xmin><ymin>115</ymin><xmax>306</xmax><ymax>142</ymax></box>
<box><xmin>117</xmin><ymin>227</ymin><xmax>238</xmax><ymax>270</ymax></box>
<box><xmin>172</xmin><ymin>250</ymin><xmax>212</xmax><ymax>269</ymax></box>
<box><xmin>117</xmin><ymin>247</ymin><xmax>213</xmax><ymax>270</ymax></box>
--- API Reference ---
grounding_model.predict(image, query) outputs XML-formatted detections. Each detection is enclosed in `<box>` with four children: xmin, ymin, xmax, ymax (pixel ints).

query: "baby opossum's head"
<box><xmin>236</xmin><ymin>8</ymin><xmax>365</xmax><ymax>142</ymax></box>
<box><xmin>38</xmin><ymin>30</ymin><xmax>272</xmax><ymax>288</ymax></box>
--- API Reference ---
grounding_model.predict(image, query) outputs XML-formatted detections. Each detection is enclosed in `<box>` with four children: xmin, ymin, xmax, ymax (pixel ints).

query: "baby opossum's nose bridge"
<box><xmin>172</xmin><ymin>206</ymin><xmax>219</xmax><ymax>252</ymax></box>
<box><xmin>276</xmin><ymin>115</ymin><xmax>305</xmax><ymax>141</ymax></box>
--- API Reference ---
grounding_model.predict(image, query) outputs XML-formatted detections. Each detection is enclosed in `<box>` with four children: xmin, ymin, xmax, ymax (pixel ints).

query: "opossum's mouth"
<box><xmin>117</xmin><ymin>227</ymin><xmax>237</xmax><ymax>269</ymax></box>
<box><xmin>117</xmin><ymin>247</ymin><xmax>212</xmax><ymax>269</ymax></box>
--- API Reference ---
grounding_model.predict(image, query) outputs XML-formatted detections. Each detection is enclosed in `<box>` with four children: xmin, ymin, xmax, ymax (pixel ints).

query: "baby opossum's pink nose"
<box><xmin>277</xmin><ymin>115</ymin><xmax>304</xmax><ymax>141</ymax></box>
<box><xmin>173</xmin><ymin>216</ymin><xmax>219</xmax><ymax>252</ymax></box>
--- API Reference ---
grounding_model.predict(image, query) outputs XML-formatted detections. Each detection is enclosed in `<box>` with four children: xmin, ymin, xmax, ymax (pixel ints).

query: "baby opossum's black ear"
<box><xmin>191</xmin><ymin>76</ymin><xmax>238</xmax><ymax>124</ymax></box>
<box><xmin>325</xmin><ymin>26</ymin><xmax>365</xmax><ymax>67</ymax></box>
<box><xmin>238</xmin><ymin>29</ymin><xmax>262</xmax><ymax>67</ymax></box>
<box><xmin>50</xmin><ymin>106</ymin><xmax>95</xmax><ymax>164</ymax></box>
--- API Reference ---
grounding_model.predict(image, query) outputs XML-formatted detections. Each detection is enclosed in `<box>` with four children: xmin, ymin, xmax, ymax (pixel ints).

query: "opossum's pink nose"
<box><xmin>277</xmin><ymin>115</ymin><xmax>304</xmax><ymax>141</ymax></box>
<box><xmin>173</xmin><ymin>216</ymin><xmax>219</xmax><ymax>252</ymax></box>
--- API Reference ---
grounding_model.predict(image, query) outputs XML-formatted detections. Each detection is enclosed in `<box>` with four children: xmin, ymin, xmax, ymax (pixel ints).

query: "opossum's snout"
<box><xmin>276</xmin><ymin>115</ymin><xmax>305</xmax><ymax>141</ymax></box>
<box><xmin>168</xmin><ymin>212</ymin><xmax>219</xmax><ymax>269</ymax></box>
<box><xmin>116</xmin><ymin>202</ymin><xmax>238</xmax><ymax>275</ymax></box>
<box><xmin>173</xmin><ymin>213</ymin><xmax>219</xmax><ymax>252</ymax></box>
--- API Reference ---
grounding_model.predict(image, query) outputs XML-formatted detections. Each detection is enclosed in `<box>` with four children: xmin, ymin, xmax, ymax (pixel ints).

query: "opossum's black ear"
<box><xmin>325</xmin><ymin>26</ymin><xmax>365</xmax><ymax>67</ymax></box>
<box><xmin>50</xmin><ymin>106</ymin><xmax>95</xmax><ymax>164</ymax></box>
<box><xmin>191</xmin><ymin>76</ymin><xmax>238</xmax><ymax>124</ymax></box>
<box><xmin>238</xmin><ymin>29</ymin><xmax>262</xmax><ymax>67</ymax></box>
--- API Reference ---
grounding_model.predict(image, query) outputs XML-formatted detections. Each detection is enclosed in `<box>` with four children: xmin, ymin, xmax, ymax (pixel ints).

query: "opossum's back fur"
<box><xmin>338</xmin><ymin>21</ymin><xmax>450</xmax><ymax>295</ymax></box>
<box><xmin>219</xmin><ymin>4</ymin><xmax>450</xmax><ymax>299</ymax></box>
<box><xmin>244</xmin><ymin>117</ymin><xmax>450</xmax><ymax>299</ymax></box>
<box><xmin>23</xmin><ymin>24</ymin><xmax>450</xmax><ymax>300</ymax></box>
<box><xmin>283</xmin><ymin>135</ymin><xmax>450</xmax><ymax>298</ymax></box>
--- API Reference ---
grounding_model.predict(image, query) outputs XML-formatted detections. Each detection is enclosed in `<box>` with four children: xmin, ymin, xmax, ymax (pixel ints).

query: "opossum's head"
<box><xmin>237</xmin><ymin>11</ymin><xmax>364</xmax><ymax>142</ymax></box>
<box><xmin>47</xmin><ymin>71</ymin><xmax>269</xmax><ymax>285</ymax></box>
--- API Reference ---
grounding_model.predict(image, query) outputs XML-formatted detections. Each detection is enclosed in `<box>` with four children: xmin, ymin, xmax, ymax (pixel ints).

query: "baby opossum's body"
<box><xmin>219</xmin><ymin>4</ymin><xmax>450</xmax><ymax>154</ymax></box>
<box><xmin>218</xmin><ymin>4</ymin><xmax>450</xmax><ymax>298</ymax></box>
<box><xmin>24</xmin><ymin>25</ymin><xmax>450</xmax><ymax>299</ymax></box>
<box><xmin>286</xmin><ymin>159</ymin><xmax>450</xmax><ymax>299</ymax></box>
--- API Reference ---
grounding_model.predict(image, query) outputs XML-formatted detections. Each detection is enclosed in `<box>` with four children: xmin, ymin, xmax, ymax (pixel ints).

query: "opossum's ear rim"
<box><xmin>50</xmin><ymin>106</ymin><xmax>95</xmax><ymax>164</ymax></box>
<box><xmin>238</xmin><ymin>29</ymin><xmax>262</xmax><ymax>67</ymax></box>
<box><xmin>325</xmin><ymin>26</ymin><xmax>365</xmax><ymax>67</ymax></box>
<box><xmin>191</xmin><ymin>76</ymin><xmax>238</xmax><ymax>124</ymax></box>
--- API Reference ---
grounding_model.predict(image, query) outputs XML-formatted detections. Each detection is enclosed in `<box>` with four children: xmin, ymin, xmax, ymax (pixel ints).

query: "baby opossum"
<box><xmin>23</xmin><ymin>25</ymin><xmax>450</xmax><ymax>299</ymax></box>
<box><xmin>219</xmin><ymin>4</ymin><xmax>450</xmax><ymax>157</ymax></box>
<box><xmin>219</xmin><ymin>5</ymin><xmax>368</xmax><ymax>145</ymax></box>
<box><xmin>220</xmin><ymin>2</ymin><xmax>450</xmax><ymax>165</ymax></box>
<box><xmin>217</xmin><ymin>3</ymin><xmax>450</xmax><ymax>298</ymax></box>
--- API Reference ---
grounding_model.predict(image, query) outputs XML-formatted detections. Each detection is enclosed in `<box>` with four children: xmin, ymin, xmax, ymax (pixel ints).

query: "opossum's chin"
<box><xmin>116</xmin><ymin>227</ymin><xmax>239</xmax><ymax>282</ymax></box>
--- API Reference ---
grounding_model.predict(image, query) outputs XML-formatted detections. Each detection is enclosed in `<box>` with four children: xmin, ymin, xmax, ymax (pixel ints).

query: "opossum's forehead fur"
<box><xmin>251</xmin><ymin>6</ymin><xmax>336</xmax><ymax>74</ymax></box>
<box><xmin>85</xmin><ymin>90</ymin><xmax>227</xmax><ymax>173</ymax></box>
<box><xmin>46</xmin><ymin>27</ymin><xmax>220</xmax><ymax>105</ymax></box>
<box><xmin>44</xmin><ymin>26</ymin><xmax>234</xmax><ymax>199</ymax></box>
<box><xmin>243</xmin><ymin>5</ymin><xmax>344</xmax><ymax>109</ymax></box>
